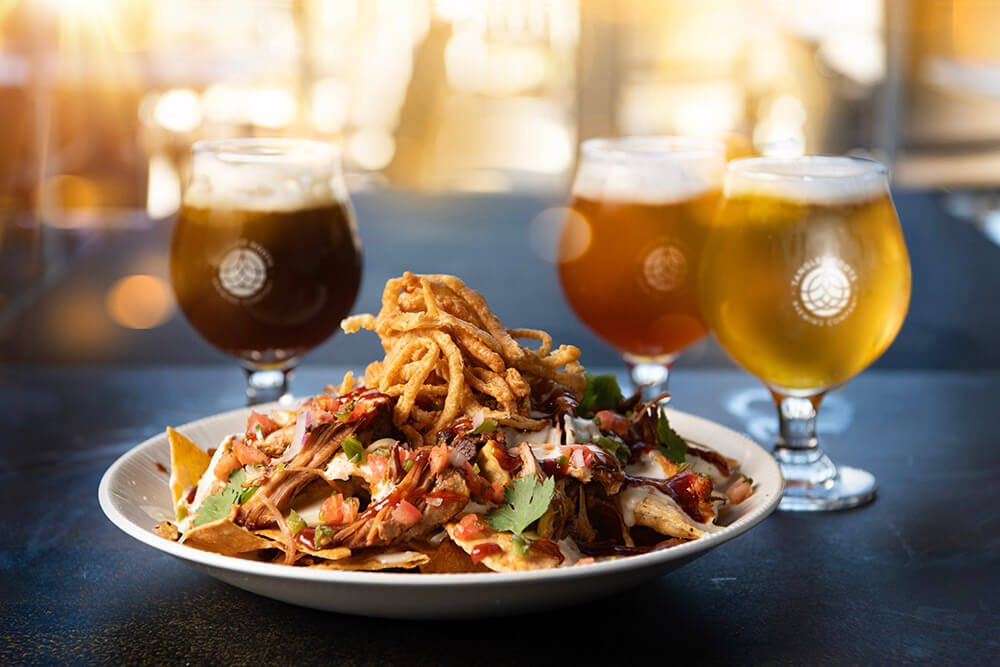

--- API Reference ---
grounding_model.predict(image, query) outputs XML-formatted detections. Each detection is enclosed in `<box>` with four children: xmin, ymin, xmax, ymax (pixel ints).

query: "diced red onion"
<box><xmin>448</xmin><ymin>447</ymin><xmax>471</xmax><ymax>468</ymax></box>
<box><xmin>279</xmin><ymin>407</ymin><xmax>312</xmax><ymax>463</ymax></box>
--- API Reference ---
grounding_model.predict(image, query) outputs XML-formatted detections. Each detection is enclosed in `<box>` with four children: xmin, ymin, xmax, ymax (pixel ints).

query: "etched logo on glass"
<box><xmin>792</xmin><ymin>256</ymin><xmax>857</xmax><ymax>325</ymax></box>
<box><xmin>639</xmin><ymin>240</ymin><xmax>688</xmax><ymax>294</ymax></box>
<box><xmin>213</xmin><ymin>241</ymin><xmax>273</xmax><ymax>303</ymax></box>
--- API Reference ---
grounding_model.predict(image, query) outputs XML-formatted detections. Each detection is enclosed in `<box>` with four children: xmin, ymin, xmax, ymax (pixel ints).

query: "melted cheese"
<box><xmin>619</xmin><ymin>484</ymin><xmax>719</xmax><ymax>531</ymax></box>
<box><xmin>625</xmin><ymin>449</ymin><xmax>670</xmax><ymax>479</ymax></box>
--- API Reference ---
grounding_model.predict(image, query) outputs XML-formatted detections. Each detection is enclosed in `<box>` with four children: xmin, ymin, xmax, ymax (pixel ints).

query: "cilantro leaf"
<box><xmin>578</xmin><ymin>373</ymin><xmax>624</xmax><ymax>417</ymax></box>
<box><xmin>594</xmin><ymin>435</ymin><xmax>631</xmax><ymax>466</ymax></box>
<box><xmin>192</xmin><ymin>468</ymin><xmax>254</xmax><ymax>527</ymax></box>
<box><xmin>485</xmin><ymin>476</ymin><xmax>555</xmax><ymax>535</ymax></box>
<box><xmin>655</xmin><ymin>410</ymin><xmax>687</xmax><ymax>464</ymax></box>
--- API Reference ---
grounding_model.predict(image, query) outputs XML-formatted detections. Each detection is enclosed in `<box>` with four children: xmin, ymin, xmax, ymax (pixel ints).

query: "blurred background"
<box><xmin>2</xmin><ymin>0</ymin><xmax>999</xmax><ymax>373</ymax></box>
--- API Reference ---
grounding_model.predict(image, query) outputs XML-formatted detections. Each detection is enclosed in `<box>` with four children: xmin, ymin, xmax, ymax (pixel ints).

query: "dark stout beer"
<box><xmin>171</xmin><ymin>202</ymin><xmax>361</xmax><ymax>366</ymax></box>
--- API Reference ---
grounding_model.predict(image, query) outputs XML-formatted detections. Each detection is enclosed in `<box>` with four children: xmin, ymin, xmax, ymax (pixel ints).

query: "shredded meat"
<box><xmin>238</xmin><ymin>395</ymin><xmax>394</xmax><ymax>529</ymax></box>
<box><xmin>333</xmin><ymin>448</ymin><xmax>469</xmax><ymax>549</ymax></box>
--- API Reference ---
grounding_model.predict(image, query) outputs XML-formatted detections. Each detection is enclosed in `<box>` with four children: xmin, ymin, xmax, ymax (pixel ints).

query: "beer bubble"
<box><xmin>528</xmin><ymin>207</ymin><xmax>591</xmax><ymax>264</ymax></box>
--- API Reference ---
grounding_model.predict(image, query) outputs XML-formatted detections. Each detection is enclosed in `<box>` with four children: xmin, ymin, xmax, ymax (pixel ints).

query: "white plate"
<box><xmin>99</xmin><ymin>405</ymin><xmax>783</xmax><ymax>618</ymax></box>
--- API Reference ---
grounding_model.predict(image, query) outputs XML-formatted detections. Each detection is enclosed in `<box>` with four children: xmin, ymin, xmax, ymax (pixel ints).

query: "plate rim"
<box><xmin>98</xmin><ymin>403</ymin><xmax>784</xmax><ymax>586</ymax></box>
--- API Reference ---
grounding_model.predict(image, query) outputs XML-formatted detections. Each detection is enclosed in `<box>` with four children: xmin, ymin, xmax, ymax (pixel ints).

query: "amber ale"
<box><xmin>558</xmin><ymin>137</ymin><xmax>724</xmax><ymax>359</ymax></box>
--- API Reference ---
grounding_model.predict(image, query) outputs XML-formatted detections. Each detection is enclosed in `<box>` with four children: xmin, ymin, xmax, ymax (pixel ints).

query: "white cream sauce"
<box><xmin>619</xmin><ymin>484</ymin><xmax>719</xmax><ymax>531</ymax></box>
<box><xmin>178</xmin><ymin>434</ymin><xmax>237</xmax><ymax>533</ymax></box>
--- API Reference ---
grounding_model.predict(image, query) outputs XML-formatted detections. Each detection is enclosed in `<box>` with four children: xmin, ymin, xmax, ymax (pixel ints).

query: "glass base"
<box><xmin>777</xmin><ymin>453</ymin><xmax>877</xmax><ymax>512</ymax></box>
<box><xmin>244</xmin><ymin>367</ymin><xmax>295</xmax><ymax>407</ymax></box>
<box><xmin>622</xmin><ymin>352</ymin><xmax>676</xmax><ymax>402</ymax></box>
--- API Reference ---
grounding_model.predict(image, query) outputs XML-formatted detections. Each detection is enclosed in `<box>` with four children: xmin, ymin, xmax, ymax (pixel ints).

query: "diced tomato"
<box><xmin>368</xmin><ymin>454</ymin><xmax>389</xmax><ymax>483</ymax></box>
<box><xmin>319</xmin><ymin>493</ymin><xmax>360</xmax><ymax>526</ymax></box>
<box><xmin>245</xmin><ymin>411</ymin><xmax>279</xmax><ymax>440</ymax></box>
<box><xmin>461</xmin><ymin>462</ymin><xmax>497</xmax><ymax>502</ymax></box>
<box><xmin>429</xmin><ymin>445</ymin><xmax>449</xmax><ymax>475</ymax></box>
<box><xmin>565</xmin><ymin>445</ymin><xmax>593</xmax><ymax>470</ymax></box>
<box><xmin>489</xmin><ymin>480</ymin><xmax>507</xmax><ymax>503</ymax></box>
<box><xmin>470</xmin><ymin>542</ymin><xmax>502</xmax><ymax>564</ymax></box>
<box><xmin>454</xmin><ymin>513</ymin><xmax>487</xmax><ymax>540</ymax></box>
<box><xmin>311</xmin><ymin>394</ymin><xmax>339</xmax><ymax>415</ymax></box>
<box><xmin>595</xmin><ymin>410</ymin><xmax>630</xmax><ymax>437</ymax></box>
<box><xmin>233</xmin><ymin>439</ymin><xmax>269</xmax><ymax>466</ymax></box>
<box><xmin>213</xmin><ymin>451</ymin><xmax>241</xmax><ymax>481</ymax></box>
<box><xmin>392</xmin><ymin>499</ymin><xmax>423</xmax><ymax>526</ymax></box>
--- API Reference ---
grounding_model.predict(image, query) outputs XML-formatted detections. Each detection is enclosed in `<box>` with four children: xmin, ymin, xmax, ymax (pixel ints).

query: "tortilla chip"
<box><xmin>180</xmin><ymin>517</ymin><xmax>273</xmax><ymax>556</ymax></box>
<box><xmin>418</xmin><ymin>538</ymin><xmax>490</xmax><ymax>574</ymax></box>
<box><xmin>444</xmin><ymin>524</ymin><xmax>561</xmax><ymax>572</ymax></box>
<box><xmin>167</xmin><ymin>426</ymin><xmax>211</xmax><ymax>519</ymax></box>
<box><xmin>253</xmin><ymin>528</ymin><xmax>352</xmax><ymax>562</ymax></box>
<box><xmin>310</xmin><ymin>549</ymin><xmax>430</xmax><ymax>571</ymax></box>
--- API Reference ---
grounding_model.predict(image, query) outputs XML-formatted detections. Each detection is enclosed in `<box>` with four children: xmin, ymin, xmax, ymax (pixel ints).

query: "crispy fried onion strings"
<box><xmin>342</xmin><ymin>272</ymin><xmax>584</xmax><ymax>444</ymax></box>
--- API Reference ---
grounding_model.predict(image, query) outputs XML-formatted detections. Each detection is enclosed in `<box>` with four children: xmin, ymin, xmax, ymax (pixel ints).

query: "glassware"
<box><xmin>700</xmin><ymin>156</ymin><xmax>911</xmax><ymax>511</ymax></box>
<box><xmin>558</xmin><ymin>136</ymin><xmax>726</xmax><ymax>398</ymax></box>
<box><xmin>170</xmin><ymin>138</ymin><xmax>362</xmax><ymax>405</ymax></box>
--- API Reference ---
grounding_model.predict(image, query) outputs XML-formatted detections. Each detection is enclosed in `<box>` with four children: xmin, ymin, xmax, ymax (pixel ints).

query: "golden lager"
<box><xmin>700</xmin><ymin>157</ymin><xmax>911</xmax><ymax>394</ymax></box>
<box><xmin>558</xmin><ymin>137</ymin><xmax>725</xmax><ymax>361</ymax></box>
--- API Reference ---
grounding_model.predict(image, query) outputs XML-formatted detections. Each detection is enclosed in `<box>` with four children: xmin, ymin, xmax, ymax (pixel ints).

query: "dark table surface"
<box><xmin>2</xmin><ymin>365</ymin><xmax>997</xmax><ymax>665</ymax></box>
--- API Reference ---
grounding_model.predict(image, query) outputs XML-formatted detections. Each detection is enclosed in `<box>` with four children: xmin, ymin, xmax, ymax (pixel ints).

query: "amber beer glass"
<box><xmin>171</xmin><ymin>139</ymin><xmax>361</xmax><ymax>404</ymax></box>
<box><xmin>700</xmin><ymin>156</ymin><xmax>911</xmax><ymax>511</ymax></box>
<box><xmin>559</xmin><ymin>137</ymin><xmax>725</xmax><ymax>397</ymax></box>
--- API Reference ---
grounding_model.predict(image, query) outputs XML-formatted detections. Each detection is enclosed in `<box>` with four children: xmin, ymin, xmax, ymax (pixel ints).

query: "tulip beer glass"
<box><xmin>558</xmin><ymin>137</ymin><xmax>726</xmax><ymax>397</ymax></box>
<box><xmin>171</xmin><ymin>138</ymin><xmax>362</xmax><ymax>404</ymax></box>
<box><xmin>700</xmin><ymin>156</ymin><xmax>911</xmax><ymax>510</ymax></box>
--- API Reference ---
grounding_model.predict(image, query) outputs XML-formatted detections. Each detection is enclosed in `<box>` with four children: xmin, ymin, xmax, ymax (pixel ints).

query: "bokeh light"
<box><xmin>41</xmin><ymin>175</ymin><xmax>102</xmax><ymax>229</ymax></box>
<box><xmin>249</xmin><ymin>87</ymin><xmax>298</xmax><ymax>128</ymax></box>
<box><xmin>528</xmin><ymin>207</ymin><xmax>591</xmax><ymax>264</ymax></box>
<box><xmin>348</xmin><ymin>128</ymin><xmax>396</xmax><ymax>171</ymax></box>
<box><xmin>105</xmin><ymin>274</ymin><xmax>175</xmax><ymax>330</ymax></box>
<box><xmin>153</xmin><ymin>88</ymin><xmax>203</xmax><ymax>133</ymax></box>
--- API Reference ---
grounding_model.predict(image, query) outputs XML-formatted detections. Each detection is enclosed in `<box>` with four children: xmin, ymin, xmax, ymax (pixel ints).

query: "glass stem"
<box><xmin>770</xmin><ymin>390</ymin><xmax>837</xmax><ymax>486</ymax></box>
<box><xmin>623</xmin><ymin>353</ymin><xmax>675</xmax><ymax>402</ymax></box>
<box><xmin>244</xmin><ymin>367</ymin><xmax>293</xmax><ymax>406</ymax></box>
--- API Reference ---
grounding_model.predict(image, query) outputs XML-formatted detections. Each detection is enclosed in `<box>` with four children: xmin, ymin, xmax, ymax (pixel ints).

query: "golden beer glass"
<box><xmin>700</xmin><ymin>156</ymin><xmax>911</xmax><ymax>510</ymax></box>
<box><xmin>559</xmin><ymin>137</ymin><xmax>726</xmax><ymax>397</ymax></box>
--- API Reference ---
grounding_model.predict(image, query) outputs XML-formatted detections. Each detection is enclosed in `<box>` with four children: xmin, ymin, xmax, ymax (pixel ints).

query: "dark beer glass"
<box><xmin>171</xmin><ymin>138</ymin><xmax>361</xmax><ymax>404</ymax></box>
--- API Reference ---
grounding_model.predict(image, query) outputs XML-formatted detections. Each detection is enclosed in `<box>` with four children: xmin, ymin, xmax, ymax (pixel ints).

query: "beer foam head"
<box><xmin>184</xmin><ymin>138</ymin><xmax>346</xmax><ymax>211</ymax></box>
<box><xmin>724</xmin><ymin>156</ymin><xmax>888</xmax><ymax>205</ymax></box>
<box><xmin>572</xmin><ymin>137</ymin><xmax>725</xmax><ymax>205</ymax></box>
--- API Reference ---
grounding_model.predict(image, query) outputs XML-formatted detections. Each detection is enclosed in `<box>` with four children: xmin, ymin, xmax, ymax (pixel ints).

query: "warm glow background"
<box><xmin>2</xmin><ymin>0</ymin><xmax>999</xmax><ymax>360</ymax></box>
